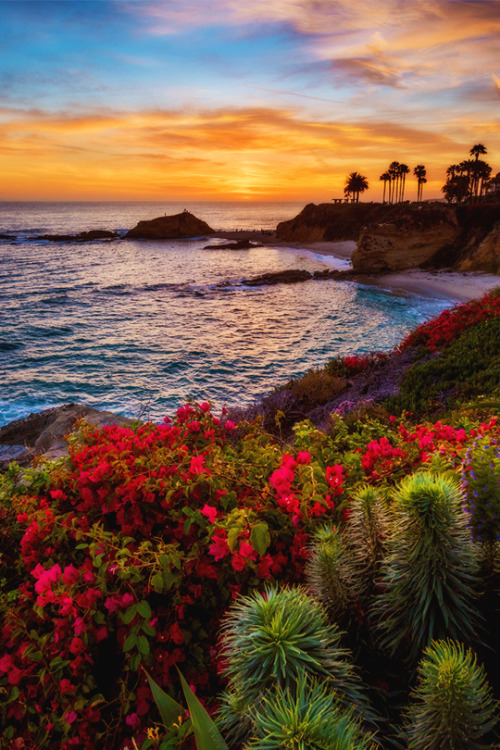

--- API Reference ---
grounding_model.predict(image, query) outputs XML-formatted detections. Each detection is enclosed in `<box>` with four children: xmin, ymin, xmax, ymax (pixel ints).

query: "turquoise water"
<box><xmin>0</xmin><ymin>201</ymin><xmax>451</xmax><ymax>426</ymax></box>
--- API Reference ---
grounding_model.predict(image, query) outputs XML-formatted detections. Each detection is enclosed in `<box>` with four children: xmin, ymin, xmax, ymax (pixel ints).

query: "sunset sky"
<box><xmin>1</xmin><ymin>0</ymin><xmax>499</xmax><ymax>202</ymax></box>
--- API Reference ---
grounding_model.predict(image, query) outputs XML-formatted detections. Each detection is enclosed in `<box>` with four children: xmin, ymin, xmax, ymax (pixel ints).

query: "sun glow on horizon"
<box><xmin>0</xmin><ymin>0</ymin><xmax>499</xmax><ymax>201</ymax></box>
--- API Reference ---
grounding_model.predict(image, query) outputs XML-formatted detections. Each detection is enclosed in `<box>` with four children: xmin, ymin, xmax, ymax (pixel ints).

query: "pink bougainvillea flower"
<box><xmin>296</xmin><ymin>450</ymin><xmax>311</xmax><ymax>464</ymax></box>
<box><xmin>200</xmin><ymin>504</ymin><xmax>217</xmax><ymax>523</ymax></box>
<box><xmin>189</xmin><ymin>455</ymin><xmax>204</xmax><ymax>475</ymax></box>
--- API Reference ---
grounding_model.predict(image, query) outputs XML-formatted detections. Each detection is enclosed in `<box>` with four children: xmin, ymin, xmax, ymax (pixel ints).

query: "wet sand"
<box><xmin>212</xmin><ymin>233</ymin><xmax>500</xmax><ymax>303</ymax></box>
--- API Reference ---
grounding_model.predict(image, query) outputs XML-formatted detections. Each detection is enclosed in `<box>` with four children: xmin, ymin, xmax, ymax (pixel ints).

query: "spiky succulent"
<box><xmin>218</xmin><ymin>585</ymin><xmax>375</xmax><ymax>742</ymax></box>
<box><xmin>306</xmin><ymin>525</ymin><xmax>360</xmax><ymax>626</ymax></box>
<box><xmin>402</xmin><ymin>639</ymin><xmax>499</xmax><ymax>749</ymax></box>
<box><xmin>343</xmin><ymin>486</ymin><xmax>390</xmax><ymax>597</ymax></box>
<box><xmin>373</xmin><ymin>472</ymin><xmax>481</xmax><ymax>663</ymax></box>
<box><xmin>245</xmin><ymin>674</ymin><xmax>378</xmax><ymax>750</ymax></box>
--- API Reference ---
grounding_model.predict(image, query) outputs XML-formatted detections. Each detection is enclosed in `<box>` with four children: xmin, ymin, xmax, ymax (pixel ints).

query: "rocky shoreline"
<box><xmin>3</xmin><ymin>203</ymin><xmax>499</xmax><ymax>276</ymax></box>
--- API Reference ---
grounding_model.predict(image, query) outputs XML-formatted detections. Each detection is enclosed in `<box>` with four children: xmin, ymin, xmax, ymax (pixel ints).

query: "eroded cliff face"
<box><xmin>351</xmin><ymin>205</ymin><xmax>461</xmax><ymax>272</ymax></box>
<box><xmin>456</xmin><ymin>223</ymin><xmax>500</xmax><ymax>273</ymax></box>
<box><xmin>278</xmin><ymin>202</ymin><xmax>500</xmax><ymax>274</ymax></box>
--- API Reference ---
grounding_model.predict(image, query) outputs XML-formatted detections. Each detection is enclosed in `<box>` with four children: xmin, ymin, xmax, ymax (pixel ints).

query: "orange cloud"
<box><xmin>0</xmin><ymin>103</ymin><xmax>497</xmax><ymax>200</ymax></box>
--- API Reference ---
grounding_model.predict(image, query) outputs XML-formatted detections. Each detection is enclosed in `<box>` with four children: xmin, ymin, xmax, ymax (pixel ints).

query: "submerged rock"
<box><xmin>36</xmin><ymin>230</ymin><xmax>118</xmax><ymax>242</ymax></box>
<box><xmin>0</xmin><ymin>404</ymin><xmax>135</xmax><ymax>469</ymax></box>
<box><xmin>126</xmin><ymin>211</ymin><xmax>214</xmax><ymax>239</ymax></box>
<box><xmin>206</xmin><ymin>239</ymin><xmax>260</xmax><ymax>250</ymax></box>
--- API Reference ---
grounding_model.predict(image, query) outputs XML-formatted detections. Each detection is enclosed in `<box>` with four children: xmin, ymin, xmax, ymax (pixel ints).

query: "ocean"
<box><xmin>0</xmin><ymin>201</ymin><xmax>452</xmax><ymax>427</ymax></box>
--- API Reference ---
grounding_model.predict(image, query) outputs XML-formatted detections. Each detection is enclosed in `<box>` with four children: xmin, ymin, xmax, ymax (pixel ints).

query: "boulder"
<box><xmin>125</xmin><ymin>211</ymin><xmax>214</xmax><ymax>239</ymax></box>
<box><xmin>0</xmin><ymin>404</ymin><xmax>135</xmax><ymax>469</ymax></box>
<box><xmin>351</xmin><ymin>205</ymin><xmax>461</xmax><ymax>273</ymax></box>
<box><xmin>456</xmin><ymin>223</ymin><xmax>500</xmax><ymax>273</ymax></box>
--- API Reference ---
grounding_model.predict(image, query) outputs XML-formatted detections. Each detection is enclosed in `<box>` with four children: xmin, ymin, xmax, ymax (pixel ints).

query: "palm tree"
<box><xmin>470</xmin><ymin>143</ymin><xmax>487</xmax><ymax>161</ymax></box>
<box><xmin>344</xmin><ymin>172</ymin><xmax>369</xmax><ymax>203</ymax></box>
<box><xmin>399</xmin><ymin>164</ymin><xmax>410</xmax><ymax>202</ymax></box>
<box><xmin>413</xmin><ymin>165</ymin><xmax>427</xmax><ymax>202</ymax></box>
<box><xmin>388</xmin><ymin>161</ymin><xmax>400</xmax><ymax>203</ymax></box>
<box><xmin>379</xmin><ymin>172</ymin><xmax>391</xmax><ymax>203</ymax></box>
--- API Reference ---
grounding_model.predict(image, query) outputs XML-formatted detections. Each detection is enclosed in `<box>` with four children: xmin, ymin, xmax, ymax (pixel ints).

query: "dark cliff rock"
<box><xmin>352</xmin><ymin>204</ymin><xmax>461</xmax><ymax>272</ymax></box>
<box><xmin>278</xmin><ymin>201</ymin><xmax>500</xmax><ymax>274</ymax></box>
<box><xmin>206</xmin><ymin>239</ymin><xmax>260</xmax><ymax>250</ymax></box>
<box><xmin>125</xmin><ymin>211</ymin><xmax>214</xmax><ymax>240</ymax></box>
<box><xmin>0</xmin><ymin>404</ymin><xmax>135</xmax><ymax>469</ymax></box>
<box><xmin>276</xmin><ymin>202</ymin><xmax>401</xmax><ymax>243</ymax></box>
<box><xmin>36</xmin><ymin>230</ymin><xmax>118</xmax><ymax>242</ymax></box>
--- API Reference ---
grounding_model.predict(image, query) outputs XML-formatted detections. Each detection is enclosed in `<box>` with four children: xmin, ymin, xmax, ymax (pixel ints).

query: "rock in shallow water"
<box><xmin>0</xmin><ymin>404</ymin><xmax>134</xmax><ymax>469</ymax></box>
<box><xmin>125</xmin><ymin>211</ymin><xmax>214</xmax><ymax>239</ymax></box>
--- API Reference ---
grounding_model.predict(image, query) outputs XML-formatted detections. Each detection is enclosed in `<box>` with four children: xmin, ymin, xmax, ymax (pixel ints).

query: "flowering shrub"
<box><xmin>460</xmin><ymin>433</ymin><xmax>500</xmax><ymax>545</ymax></box>
<box><xmin>326</xmin><ymin>352</ymin><xmax>387</xmax><ymax>378</ymax></box>
<box><xmin>1</xmin><ymin>397</ymin><xmax>499</xmax><ymax>748</ymax></box>
<box><xmin>400</xmin><ymin>291</ymin><xmax>500</xmax><ymax>352</ymax></box>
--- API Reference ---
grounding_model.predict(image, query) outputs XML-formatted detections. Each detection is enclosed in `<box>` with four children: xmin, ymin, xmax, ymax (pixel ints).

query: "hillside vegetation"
<box><xmin>1</xmin><ymin>292</ymin><xmax>499</xmax><ymax>749</ymax></box>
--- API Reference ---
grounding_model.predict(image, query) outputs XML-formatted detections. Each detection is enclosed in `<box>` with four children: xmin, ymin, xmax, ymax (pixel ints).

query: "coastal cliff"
<box><xmin>277</xmin><ymin>202</ymin><xmax>500</xmax><ymax>274</ymax></box>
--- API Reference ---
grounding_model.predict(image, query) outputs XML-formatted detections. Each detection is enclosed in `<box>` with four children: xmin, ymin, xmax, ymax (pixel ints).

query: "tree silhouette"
<box><xmin>344</xmin><ymin>172</ymin><xmax>369</xmax><ymax>202</ymax></box>
<box><xmin>413</xmin><ymin>165</ymin><xmax>427</xmax><ymax>202</ymax></box>
<box><xmin>388</xmin><ymin>161</ymin><xmax>400</xmax><ymax>204</ymax></box>
<box><xmin>442</xmin><ymin>145</ymin><xmax>492</xmax><ymax>202</ymax></box>
<box><xmin>470</xmin><ymin>143</ymin><xmax>487</xmax><ymax>161</ymax></box>
<box><xmin>399</xmin><ymin>163</ymin><xmax>410</xmax><ymax>202</ymax></box>
<box><xmin>379</xmin><ymin>172</ymin><xmax>391</xmax><ymax>203</ymax></box>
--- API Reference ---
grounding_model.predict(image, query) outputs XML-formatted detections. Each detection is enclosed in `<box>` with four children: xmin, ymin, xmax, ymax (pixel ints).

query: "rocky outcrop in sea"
<box><xmin>125</xmin><ymin>211</ymin><xmax>214</xmax><ymax>239</ymax></box>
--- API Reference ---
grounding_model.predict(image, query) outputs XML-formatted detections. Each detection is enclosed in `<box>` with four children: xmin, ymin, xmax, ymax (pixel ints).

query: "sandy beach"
<box><xmin>212</xmin><ymin>232</ymin><xmax>500</xmax><ymax>302</ymax></box>
<box><xmin>272</xmin><ymin>238</ymin><xmax>500</xmax><ymax>303</ymax></box>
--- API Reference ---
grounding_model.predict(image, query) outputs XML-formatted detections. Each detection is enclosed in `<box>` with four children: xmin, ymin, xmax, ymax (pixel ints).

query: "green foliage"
<box><xmin>374</xmin><ymin>472</ymin><xmax>481</xmax><ymax>663</ymax></box>
<box><xmin>388</xmin><ymin>318</ymin><xmax>500</xmax><ymax>416</ymax></box>
<box><xmin>402</xmin><ymin>640</ymin><xmax>499</xmax><ymax>749</ymax></box>
<box><xmin>144</xmin><ymin>669</ymin><xmax>228</xmax><ymax>750</ymax></box>
<box><xmin>218</xmin><ymin>585</ymin><xmax>374</xmax><ymax>743</ymax></box>
<box><xmin>460</xmin><ymin>434</ymin><xmax>500</xmax><ymax>551</ymax></box>
<box><xmin>344</xmin><ymin>486</ymin><xmax>389</xmax><ymax>593</ymax></box>
<box><xmin>247</xmin><ymin>674</ymin><xmax>377</xmax><ymax>750</ymax></box>
<box><xmin>306</xmin><ymin>525</ymin><xmax>360</xmax><ymax>627</ymax></box>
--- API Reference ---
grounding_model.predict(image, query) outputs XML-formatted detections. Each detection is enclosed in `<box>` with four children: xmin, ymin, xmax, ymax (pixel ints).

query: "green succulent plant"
<box><xmin>306</xmin><ymin>525</ymin><xmax>359</xmax><ymax>626</ymax></box>
<box><xmin>246</xmin><ymin>673</ymin><xmax>378</xmax><ymax>750</ymax></box>
<box><xmin>218</xmin><ymin>585</ymin><xmax>375</xmax><ymax>742</ymax></box>
<box><xmin>402</xmin><ymin>639</ymin><xmax>499</xmax><ymax>749</ymax></box>
<box><xmin>343</xmin><ymin>486</ymin><xmax>390</xmax><ymax>597</ymax></box>
<box><xmin>374</xmin><ymin>472</ymin><xmax>481</xmax><ymax>663</ymax></box>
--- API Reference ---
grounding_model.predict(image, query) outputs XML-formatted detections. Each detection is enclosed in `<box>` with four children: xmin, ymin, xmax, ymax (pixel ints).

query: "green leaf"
<box><xmin>250</xmin><ymin>523</ymin><xmax>271</xmax><ymax>557</ymax></box>
<box><xmin>227</xmin><ymin>526</ymin><xmax>241</xmax><ymax>552</ymax></box>
<box><xmin>178</xmin><ymin>670</ymin><xmax>228</xmax><ymax>750</ymax></box>
<box><xmin>123</xmin><ymin>604</ymin><xmax>138</xmax><ymax>624</ymax></box>
<box><xmin>138</xmin><ymin>600</ymin><xmax>152</xmax><ymax>620</ymax></box>
<box><xmin>130</xmin><ymin>652</ymin><xmax>141</xmax><ymax>672</ymax></box>
<box><xmin>123</xmin><ymin>633</ymin><xmax>137</xmax><ymax>653</ymax></box>
<box><xmin>145</xmin><ymin>669</ymin><xmax>184</xmax><ymax>728</ymax></box>
<box><xmin>138</xmin><ymin>635</ymin><xmax>150</xmax><ymax>655</ymax></box>
<box><xmin>152</xmin><ymin>572</ymin><xmax>164</xmax><ymax>592</ymax></box>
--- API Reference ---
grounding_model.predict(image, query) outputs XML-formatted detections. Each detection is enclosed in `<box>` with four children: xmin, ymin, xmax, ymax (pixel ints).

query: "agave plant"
<box><xmin>246</xmin><ymin>673</ymin><xmax>378</xmax><ymax>750</ymax></box>
<box><xmin>374</xmin><ymin>472</ymin><xmax>481</xmax><ymax>663</ymax></box>
<box><xmin>402</xmin><ymin>640</ymin><xmax>499</xmax><ymax>749</ymax></box>
<box><xmin>218</xmin><ymin>585</ymin><xmax>375</xmax><ymax>743</ymax></box>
